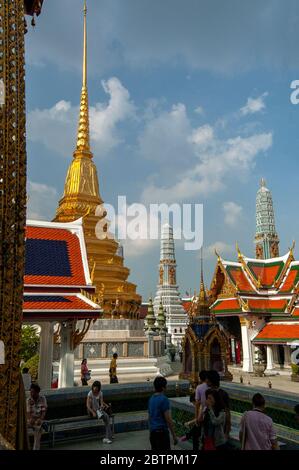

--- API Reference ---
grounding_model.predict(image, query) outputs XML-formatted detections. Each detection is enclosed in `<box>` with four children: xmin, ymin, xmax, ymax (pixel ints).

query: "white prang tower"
<box><xmin>153</xmin><ymin>224</ymin><xmax>187</xmax><ymax>346</ymax></box>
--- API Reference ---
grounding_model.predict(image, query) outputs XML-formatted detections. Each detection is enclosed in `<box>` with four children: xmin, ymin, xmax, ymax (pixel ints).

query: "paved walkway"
<box><xmin>50</xmin><ymin>430</ymin><xmax>187</xmax><ymax>451</ymax></box>
<box><xmin>228</xmin><ymin>366</ymin><xmax>299</xmax><ymax>394</ymax></box>
<box><xmin>167</xmin><ymin>361</ymin><xmax>299</xmax><ymax>395</ymax></box>
<box><xmin>74</xmin><ymin>360</ymin><xmax>299</xmax><ymax>394</ymax></box>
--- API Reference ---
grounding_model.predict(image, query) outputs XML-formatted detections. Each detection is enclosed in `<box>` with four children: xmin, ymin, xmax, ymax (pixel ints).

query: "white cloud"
<box><xmin>204</xmin><ymin>242</ymin><xmax>235</xmax><ymax>260</ymax></box>
<box><xmin>141</xmin><ymin>104</ymin><xmax>272</xmax><ymax>204</ymax></box>
<box><xmin>223</xmin><ymin>202</ymin><xmax>243</xmax><ymax>226</ymax></box>
<box><xmin>138</xmin><ymin>103</ymin><xmax>192</xmax><ymax>163</ymax></box>
<box><xmin>90</xmin><ymin>78</ymin><xmax>136</xmax><ymax>149</ymax></box>
<box><xmin>27</xmin><ymin>181</ymin><xmax>58</xmax><ymax>221</ymax></box>
<box><xmin>25</xmin><ymin>1</ymin><xmax>299</xmax><ymax>76</ymax></box>
<box><xmin>240</xmin><ymin>92</ymin><xmax>268</xmax><ymax>115</ymax></box>
<box><xmin>194</xmin><ymin>106</ymin><xmax>204</xmax><ymax>115</ymax></box>
<box><xmin>27</xmin><ymin>77</ymin><xmax>135</xmax><ymax>158</ymax></box>
<box><xmin>189</xmin><ymin>124</ymin><xmax>214</xmax><ymax>148</ymax></box>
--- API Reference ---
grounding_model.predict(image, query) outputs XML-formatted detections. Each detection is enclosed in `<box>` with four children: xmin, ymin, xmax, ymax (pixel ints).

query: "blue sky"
<box><xmin>25</xmin><ymin>0</ymin><xmax>299</xmax><ymax>299</ymax></box>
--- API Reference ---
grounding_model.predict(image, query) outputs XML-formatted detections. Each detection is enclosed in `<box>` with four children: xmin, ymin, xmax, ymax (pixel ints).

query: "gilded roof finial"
<box><xmin>289</xmin><ymin>240</ymin><xmax>296</xmax><ymax>257</ymax></box>
<box><xmin>215</xmin><ymin>248</ymin><xmax>220</xmax><ymax>261</ymax></box>
<box><xmin>75</xmin><ymin>0</ymin><xmax>91</xmax><ymax>156</ymax></box>
<box><xmin>236</xmin><ymin>242</ymin><xmax>242</xmax><ymax>260</ymax></box>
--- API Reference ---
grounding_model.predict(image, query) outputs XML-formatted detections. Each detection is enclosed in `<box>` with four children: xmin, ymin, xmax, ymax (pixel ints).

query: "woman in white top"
<box><xmin>86</xmin><ymin>381</ymin><xmax>113</xmax><ymax>444</ymax></box>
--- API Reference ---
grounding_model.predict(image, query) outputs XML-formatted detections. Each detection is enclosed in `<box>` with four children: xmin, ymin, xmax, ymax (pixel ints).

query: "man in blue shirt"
<box><xmin>148</xmin><ymin>376</ymin><xmax>178</xmax><ymax>451</ymax></box>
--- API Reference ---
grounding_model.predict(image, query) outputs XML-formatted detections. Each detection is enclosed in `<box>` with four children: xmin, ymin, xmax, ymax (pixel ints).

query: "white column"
<box><xmin>59</xmin><ymin>322</ymin><xmax>74</xmax><ymax>388</ymax></box>
<box><xmin>265</xmin><ymin>345</ymin><xmax>274</xmax><ymax>371</ymax></box>
<box><xmin>38</xmin><ymin>322</ymin><xmax>54</xmax><ymax>390</ymax></box>
<box><xmin>272</xmin><ymin>345</ymin><xmax>279</xmax><ymax>365</ymax></box>
<box><xmin>241</xmin><ymin>322</ymin><xmax>253</xmax><ymax>372</ymax></box>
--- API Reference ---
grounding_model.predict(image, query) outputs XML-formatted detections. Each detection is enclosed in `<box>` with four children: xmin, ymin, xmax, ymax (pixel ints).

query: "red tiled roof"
<box><xmin>280</xmin><ymin>265</ymin><xmax>299</xmax><ymax>293</ymax></box>
<box><xmin>23</xmin><ymin>294</ymin><xmax>100</xmax><ymax>320</ymax></box>
<box><xmin>247</xmin><ymin>262</ymin><xmax>283</xmax><ymax>287</ymax></box>
<box><xmin>226</xmin><ymin>266</ymin><xmax>254</xmax><ymax>292</ymax></box>
<box><xmin>247</xmin><ymin>298</ymin><xmax>288</xmax><ymax>313</ymax></box>
<box><xmin>23</xmin><ymin>295</ymin><xmax>95</xmax><ymax>311</ymax></box>
<box><xmin>292</xmin><ymin>307</ymin><xmax>299</xmax><ymax>317</ymax></box>
<box><xmin>254</xmin><ymin>323</ymin><xmax>299</xmax><ymax>342</ymax></box>
<box><xmin>182</xmin><ymin>301</ymin><xmax>191</xmax><ymax>313</ymax></box>
<box><xmin>25</xmin><ymin>226</ymin><xmax>86</xmax><ymax>286</ymax></box>
<box><xmin>213</xmin><ymin>298</ymin><xmax>241</xmax><ymax>314</ymax></box>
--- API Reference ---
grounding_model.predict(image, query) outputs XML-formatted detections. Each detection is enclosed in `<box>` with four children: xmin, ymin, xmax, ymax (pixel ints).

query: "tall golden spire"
<box><xmin>55</xmin><ymin>0</ymin><xmax>101</xmax><ymax>214</ymax></box>
<box><xmin>199</xmin><ymin>247</ymin><xmax>207</xmax><ymax>303</ymax></box>
<box><xmin>75</xmin><ymin>0</ymin><xmax>91</xmax><ymax>156</ymax></box>
<box><xmin>54</xmin><ymin>1</ymin><xmax>141</xmax><ymax>317</ymax></box>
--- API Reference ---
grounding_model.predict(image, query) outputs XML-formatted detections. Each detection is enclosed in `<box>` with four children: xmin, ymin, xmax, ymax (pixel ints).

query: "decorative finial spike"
<box><xmin>75</xmin><ymin>0</ymin><xmax>91</xmax><ymax>154</ymax></box>
<box><xmin>236</xmin><ymin>242</ymin><xmax>242</xmax><ymax>259</ymax></box>
<box><xmin>260</xmin><ymin>177</ymin><xmax>266</xmax><ymax>188</ymax></box>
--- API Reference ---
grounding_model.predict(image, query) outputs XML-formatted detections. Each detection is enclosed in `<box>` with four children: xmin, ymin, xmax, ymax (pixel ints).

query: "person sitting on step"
<box><xmin>86</xmin><ymin>380</ymin><xmax>113</xmax><ymax>444</ymax></box>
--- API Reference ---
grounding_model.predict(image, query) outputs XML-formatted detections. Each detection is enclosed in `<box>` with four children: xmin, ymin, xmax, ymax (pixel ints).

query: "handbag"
<box><xmin>84</xmin><ymin>370</ymin><xmax>91</xmax><ymax>381</ymax></box>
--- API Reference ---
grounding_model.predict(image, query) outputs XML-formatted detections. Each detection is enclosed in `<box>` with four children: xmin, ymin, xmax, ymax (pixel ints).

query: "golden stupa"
<box><xmin>54</xmin><ymin>1</ymin><xmax>141</xmax><ymax>318</ymax></box>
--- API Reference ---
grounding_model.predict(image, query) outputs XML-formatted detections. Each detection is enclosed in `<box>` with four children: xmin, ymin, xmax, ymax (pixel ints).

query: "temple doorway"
<box><xmin>278</xmin><ymin>345</ymin><xmax>285</xmax><ymax>368</ymax></box>
<box><xmin>210</xmin><ymin>338</ymin><xmax>223</xmax><ymax>372</ymax></box>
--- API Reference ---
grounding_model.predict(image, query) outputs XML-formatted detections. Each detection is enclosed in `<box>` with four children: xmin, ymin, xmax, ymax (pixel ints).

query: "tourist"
<box><xmin>109</xmin><ymin>353</ymin><xmax>118</xmax><ymax>384</ymax></box>
<box><xmin>295</xmin><ymin>404</ymin><xmax>299</xmax><ymax>424</ymax></box>
<box><xmin>148</xmin><ymin>376</ymin><xmax>178</xmax><ymax>451</ymax></box>
<box><xmin>239</xmin><ymin>393</ymin><xmax>279</xmax><ymax>450</ymax></box>
<box><xmin>22</xmin><ymin>367</ymin><xmax>32</xmax><ymax>392</ymax></box>
<box><xmin>195</xmin><ymin>370</ymin><xmax>208</xmax><ymax>424</ymax></box>
<box><xmin>86</xmin><ymin>380</ymin><xmax>113</xmax><ymax>444</ymax></box>
<box><xmin>206</xmin><ymin>370</ymin><xmax>231</xmax><ymax>441</ymax></box>
<box><xmin>81</xmin><ymin>358</ymin><xmax>90</xmax><ymax>386</ymax></box>
<box><xmin>200</xmin><ymin>389</ymin><xmax>226</xmax><ymax>450</ymax></box>
<box><xmin>27</xmin><ymin>383</ymin><xmax>47</xmax><ymax>450</ymax></box>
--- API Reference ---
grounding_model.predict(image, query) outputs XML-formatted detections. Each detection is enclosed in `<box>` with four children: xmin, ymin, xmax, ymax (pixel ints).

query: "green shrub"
<box><xmin>22</xmin><ymin>354</ymin><xmax>39</xmax><ymax>382</ymax></box>
<box><xmin>21</xmin><ymin>325</ymin><xmax>40</xmax><ymax>362</ymax></box>
<box><xmin>291</xmin><ymin>363</ymin><xmax>299</xmax><ymax>375</ymax></box>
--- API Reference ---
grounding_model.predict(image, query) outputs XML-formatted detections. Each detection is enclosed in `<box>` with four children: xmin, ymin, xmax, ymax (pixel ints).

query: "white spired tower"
<box><xmin>153</xmin><ymin>224</ymin><xmax>187</xmax><ymax>346</ymax></box>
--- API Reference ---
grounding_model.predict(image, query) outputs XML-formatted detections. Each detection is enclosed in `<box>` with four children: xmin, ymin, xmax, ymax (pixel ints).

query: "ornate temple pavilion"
<box><xmin>24</xmin><ymin>219</ymin><xmax>102</xmax><ymax>388</ymax></box>
<box><xmin>180</xmin><ymin>260</ymin><xmax>232</xmax><ymax>383</ymax></box>
<box><xmin>209</xmin><ymin>179</ymin><xmax>299</xmax><ymax>373</ymax></box>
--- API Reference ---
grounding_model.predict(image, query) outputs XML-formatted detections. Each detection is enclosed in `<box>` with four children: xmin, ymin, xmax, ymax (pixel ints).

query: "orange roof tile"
<box><xmin>293</xmin><ymin>307</ymin><xmax>299</xmax><ymax>317</ymax></box>
<box><xmin>226</xmin><ymin>266</ymin><xmax>254</xmax><ymax>292</ymax></box>
<box><xmin>23</xmin><ymin>295</ymin><xmax>95</xmax><ymax>311</ymax></box>
<box><xmin>213</xmin><ymin>298</ymin><xmax>241</xmax><ymax>314</ymax></box>
<box><xmin>247</xmin><ymin>298</ymin><xmax>288</xmax><ymax>313</ymax></box>
<box><xmin>280</xmin><ymin>266</ymin><xmax>299</xmax><ymax>293</ymax></box>
<box><xmin>254</xmin><ymin>323</ymin><xmax>299</xmax><ymax>341</ymax></box>
<box><xmin>247</xmin><ymin>262</ymin><xmax>283</xmax><ymax>287</ymax></box>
